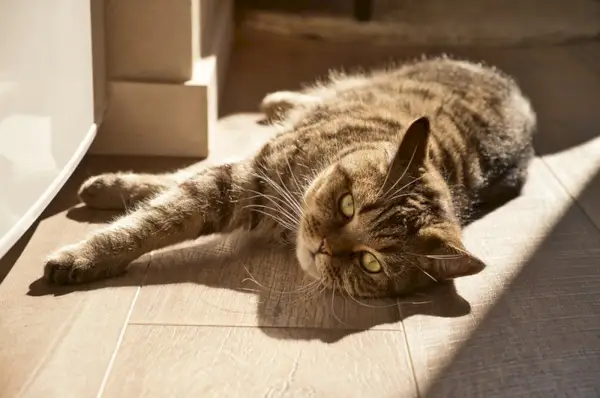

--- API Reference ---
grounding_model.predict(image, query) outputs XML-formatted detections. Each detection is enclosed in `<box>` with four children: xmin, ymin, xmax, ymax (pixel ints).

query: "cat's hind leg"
<box><xmin>260</xmin><ymin>75</ymin><xmax>368</xmax><ymax>122</ymax></box>
<box><xmin>79</xmin><ymin>172</ymin><xmax>176</xmax><ymax>210</ymax></box>
<box><xmin>260</xmin><ymin>91</ymin><xmax>322</xmax><ymax>122</ymax></box>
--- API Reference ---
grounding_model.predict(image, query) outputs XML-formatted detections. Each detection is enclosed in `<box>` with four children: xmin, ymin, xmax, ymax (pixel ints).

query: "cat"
<box><xmin>44</xmin><ymin>56</ymin><xmax>536</xmax><ymax>298</ymax></box>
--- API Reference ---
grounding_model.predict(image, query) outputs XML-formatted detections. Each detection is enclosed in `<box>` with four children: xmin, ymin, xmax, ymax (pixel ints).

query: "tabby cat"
<box><xmin>44</xmin><ymin>56</ymin><xmax>536</xmax><ymax>298</ymax></box>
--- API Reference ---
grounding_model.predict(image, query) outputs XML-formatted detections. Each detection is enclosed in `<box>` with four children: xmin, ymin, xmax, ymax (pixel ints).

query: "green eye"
<box><xmin>339</xmin><ymin>193</ymin><xmax>355</xmax><ymax>218</ymax></box>
<box><xmin>360</xmin><ymin>252</ymin><xmax>382</xmax><ymax>273</ymax></box>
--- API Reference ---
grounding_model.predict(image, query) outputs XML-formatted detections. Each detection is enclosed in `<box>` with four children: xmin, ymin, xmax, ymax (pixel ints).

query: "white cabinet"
<box><xmin>0</xmin><ymin>0</ymin><xmax>96</xmax><ymax>258</ymax></box>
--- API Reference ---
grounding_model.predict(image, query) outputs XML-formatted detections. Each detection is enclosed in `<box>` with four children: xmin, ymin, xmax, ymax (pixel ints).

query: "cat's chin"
<box><xmin>295</xmin><ymin>244</ymin><xmax>321</xmax><ymax>280</ymax></box>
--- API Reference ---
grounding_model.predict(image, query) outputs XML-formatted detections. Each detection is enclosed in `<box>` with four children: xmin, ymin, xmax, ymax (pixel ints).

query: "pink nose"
<box><xmin>318</xmin><ymin>238</ymin><xmax>332</xmax><ymax>256</ymax></box>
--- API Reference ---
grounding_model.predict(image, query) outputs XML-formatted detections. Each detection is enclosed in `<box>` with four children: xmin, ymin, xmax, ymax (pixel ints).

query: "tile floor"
<box><xmin>1</xmin><ymin>31</ymin><xmax>600</xmax><ymax>397</ymax></box>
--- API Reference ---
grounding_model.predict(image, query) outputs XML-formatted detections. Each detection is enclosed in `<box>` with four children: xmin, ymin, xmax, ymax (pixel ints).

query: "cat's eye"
<box><xmin>360</xmin><ymin>252</ymin><xmax>382</xmax><ymax>273</ymax></box>
<box><xmin>339</xmin><ymin>193</ymin><xmax>355</xmax><ymax>218</ymax></box>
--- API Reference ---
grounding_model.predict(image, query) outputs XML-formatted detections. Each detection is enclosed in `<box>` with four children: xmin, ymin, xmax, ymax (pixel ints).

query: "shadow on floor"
<box><xmin>26</xmin><ymin>231</ymin><xmax>472</xmax><ymax>343</ymax></box>
<box><xmin>422</xmin><ymin>168</ymin><xmax>600</xmax><ymax>397</ymax></box>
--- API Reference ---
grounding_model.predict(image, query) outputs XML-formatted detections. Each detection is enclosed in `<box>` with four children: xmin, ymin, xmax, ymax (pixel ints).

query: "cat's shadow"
<box><xmin>28</xmin><ymin>232</ymin><xmax>471</xmax><ymax>343</ymax></box>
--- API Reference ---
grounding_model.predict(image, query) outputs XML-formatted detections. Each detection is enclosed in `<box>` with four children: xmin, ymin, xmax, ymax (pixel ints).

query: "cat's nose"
<box><xmin>317</xmin><ymin>238</ymin><xmax>332</xmax><ymax>256</ymax></box>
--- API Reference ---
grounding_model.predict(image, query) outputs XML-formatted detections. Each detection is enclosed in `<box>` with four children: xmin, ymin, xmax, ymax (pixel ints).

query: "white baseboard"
<box><xmin>91</xmin><ymin>80</ymin><xmax>211</xmax><ymax>158</ymax></box>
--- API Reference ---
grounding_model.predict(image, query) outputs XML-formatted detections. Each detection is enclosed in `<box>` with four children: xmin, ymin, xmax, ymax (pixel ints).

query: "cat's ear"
<box><xmin>418</xmin><ymin>225</ymin><xmax>486</xmax><ymax>280</ymax></box>
<box><xmin>395</xmin><ymin>116</ymin><xmax>431</xmax><ymax>166</ymax></box>
<box><xmin>384</xmin><ymin>117</ymin><xmax>431</xmax><ymax>188</ymax></box>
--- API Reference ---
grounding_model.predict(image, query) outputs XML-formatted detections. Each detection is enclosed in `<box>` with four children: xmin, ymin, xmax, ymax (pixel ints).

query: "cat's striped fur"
<box><xmin>44</xmin><ymin>56</ymin><xmax>536</xmax><ymax>298</ymax></box>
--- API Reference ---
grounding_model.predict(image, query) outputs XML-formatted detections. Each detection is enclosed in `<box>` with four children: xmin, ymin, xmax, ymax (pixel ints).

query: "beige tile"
<box><xmin>528</xmin><ymin>42</ymin><xmax>600</xmax><ymax>230</ymax></box>
<box><xmin>0</xmin><ymin>198</ymin><xmax>146</xmax><ymax>397</ymax></box>
<box><xmin>542</xmin><ymin>134</ymin><xmax>600</xmax><ymax>232</ymax></box>
<box><xmin>102</xmin><ymin>324</ymin><xmax>418</xmax><ymax>397</ymax></box>
<box><xmin>209</xmin><ymin>113</ymin><xmax>276</xmax><ymax>164</ymax></box>
<box><xmin>130</xmin><ymin>234</ymin><xmax>402</xmax><ymax>330</ymax></box>
<box><xmin>0</xmin><ymin>158</ymin><xmax>197</xmax><ymax>397</ymax></box>
<box><xmin>401</xmin><ymin>159</ymin><xmax>600</xmax><ymax>396</ymax></box>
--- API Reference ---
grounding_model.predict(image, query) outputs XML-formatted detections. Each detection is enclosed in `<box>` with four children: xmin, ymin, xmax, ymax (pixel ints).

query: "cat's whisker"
<box><xmin>280</xmin><ymin>282</ymin><xmax>326</xmax><ymax>305</ymax></box>
<box><xmin>251</xmin><ymin>213</ymin><xmax>296</xmax><ymax>232</ymax></box>
<box><xmin>315</xmin><ymin>281</ymin><xmax>328</xmax><ymax>296</ymax></box>
<box><xmin>446</xmin><ymin>245</ymin><xmax>471</xmax><ymax>256</ymax></box>
<box><xmin>342</xmin><ymin>286</ymin><xmax>399</xmax><ymax>308</ymax></box>
<box><xmin>297</xmin><ymin>281</ymin><xmax>322</xmax><ymax>295</ymax></box>
<box><xmin>386</xmin><ymin>175</ymin><xmax>425</xmax><ymax>201</ymax></box>
<box><xmin>281</xmin><ymin>279</ymin><xmax>323</xmax><ymax>296</ymax></box>
<box><xmin>388</xmin><ymin>268</ymin><xmax>409</xmax><ymax>280</ymax></box>
<box><xmin>413</xmin><ymin>263</ymin><xmax>438</xmax><ymax>283</ymax></box>
<box><xmin>284</xmin><ymin>156</ymin><xmax>307</xmax><ymax>205</ymax></box>
<box><xmin>331</xmin><ymin>281</ymin><xmax>352</xmax><ymax>326</ymax></box>
<box><xmin>397</xmin><ymin>296</ymin><xmax>434</xmax><ymax>306</ymax></box>
<box><xmin>242</xmin><ymin>265</ymin><xmax>319</xmax><ymax>295</ymax></box>
<box><xmin>240</xmin><ymin>198</ymin><xmax>299</xmax><ymax>221</ymax></box>
<box><xmin>253</xmin><ymin>168</ymin><xmax>304</xmax><ymax>217</ymax></box>
<box><xmin>293</xmin><ymin>275</ymin><xmax>324</xmax><ymax>294</ymax></box>
<box><xmin>376</xmin><ymin>152</ymin><xmax>396</xmax><ymax>198</ymax></box>
<box><xmin>239</xmin><ymin>186</ymin><xmax>302</xmax><ymax>219</ymax></box>
<box><xmin>275</xmin><ymin>171</ymin><xmax>305</xmax><ymax>216</ymax></box>
<box><xmin>385</xmin><ymin>192</ymin><xmax>412</xmax><ymax>203</ymax></box>
<box><xmin>406</xmin><ymin>251</ymin><xmax>465</xmax><ymax>260</ymax></box>
<box><xmin>242</xmin><ymin>208</ymin><xmax>297</xmax><ymax>231</ymax></box>
<box><xmin>271</xmin><ymin>279</ymin><xmax>324</xmax><ymax>306</ymax></box>
<box><xmin>238</xmin><ymin>189</ymin><xmax>296</xmax><ymax>211</ymax></box>
<box><xmin>254</xmin><ymin>180</ymin><xmax>303</xmax><ymax>222</ymax></box>
<box><xmin>301</xmin><ymin>281</ymin><xmax>328</xmax><ymax>303</ymax></box>
<box><xmin>379</xmin><ymin>144</ymin><xmax>419</xmax><ymax>199</ymax></box>
<box><xmin>242</xmin><ymin>204</ymin><xmax>299</xmax><ymax>230</ymax></box>
<box><xmin>239</xmin><ymin>287</ymin><xmax>263</xmax><ymax>293</ymax></box>
<box><xmin>240</xmin><ymin>288</ymin><xmax>317</xmax><ymax>306</ymax></box>
<box><xmin>119</xmin><ymin>191</ymin><xmax>129</xmax><ymax>212</ymax></box>
<box><xmin>239</xmin><ymin>187</ymin><xmax>299</xmax><ymax>214</ymax></box>
<box><xmin>427</xmin><ymin>254</ymin><xmax>464</xmax><ymax>260</ymax></box>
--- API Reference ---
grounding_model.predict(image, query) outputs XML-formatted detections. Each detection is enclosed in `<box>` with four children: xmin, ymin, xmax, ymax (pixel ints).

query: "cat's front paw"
<box><xmin>78</xmin><ymin>174</ymin><xmax>126</xmax><ymax>210</ymax></box>
<box><xmin>43</xmin><ymin>246</ymin><xmax>124</xmax><ymax>285</ymax></box>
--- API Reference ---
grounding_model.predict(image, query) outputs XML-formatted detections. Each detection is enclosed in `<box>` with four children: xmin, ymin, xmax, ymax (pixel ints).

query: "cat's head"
<box><xmin>296</xmin><ymin>116</ymin><xmax>485</xmax><ymax>298</ymax></box>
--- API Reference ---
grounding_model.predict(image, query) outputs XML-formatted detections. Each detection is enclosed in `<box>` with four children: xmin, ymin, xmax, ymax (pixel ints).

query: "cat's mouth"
<box><xmin>295</xmin><ymin>244</ymin><xmax>321</xmax><ymax>280</ymax></box>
